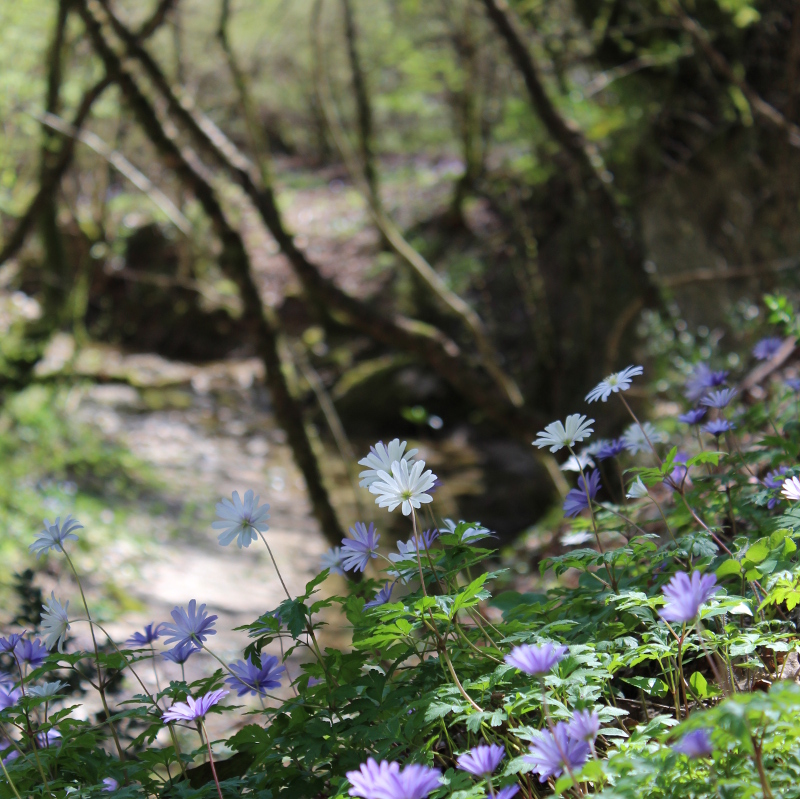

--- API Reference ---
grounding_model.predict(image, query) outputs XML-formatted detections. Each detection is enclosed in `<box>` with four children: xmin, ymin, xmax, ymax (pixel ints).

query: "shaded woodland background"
<box><xmin>2</xmin><ymin>0</ymin><xmax>800</xmax><ymax>547</ymax></box>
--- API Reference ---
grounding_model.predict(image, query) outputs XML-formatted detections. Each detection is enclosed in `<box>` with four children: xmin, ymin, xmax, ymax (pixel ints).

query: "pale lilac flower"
<box><xmin>703</xmin><ymin>419</ymin><xmax>734</xmax><ymax>436</ymax></box>
<box><xmin>0</xmin><ymin>634</ymin><xmax>24</xmax><ymax>654</ymax></box>
<box><xmin>321</xmin><ymin>546</ymin><xmax>346</xmax><ymax>576</ymax></box>
<box><xmin>162</xmin><ymin>689</ymin><xmax>228</xmax><ymax>723</ymax></box>
<box><xmin>0</xmin><ymin>740</ymin><xmax>19</xmax><ymax>765</ymax></box>
<box><xmin>673</xmin><ymin>728</ymin><xmax>713</xmax><ymax>758</ymax></box>
<box><xmin>495</xmin><ymin>787</ymin><xmax>520</xmax><ymax>799</ymax></box>
<box><xmin>41</xmin><ymin>592</ymin><xmax>70</xmax><ymax>653</ymax></box>
<box><xmin>388</xmin><ymin>530</ymin><xmax>439</xmax><ymax>564</ymax></box>
<box><xmin>126</xmin><ymin>623</ymin><xmax>165</xmax><ymax>647</ymax></box>
<box><xmin>524</xmin><ymin>722</ymin><xmax>590</xmax><ymax>783</ymax></box>
<box><xmin>782</xmin><ymin>476</ymin><xmax>800</xmax><ymax>501</ymax></box>
<box><xmin>29</xmin><ymin>515</ymin><xmax>82</xmax><ymax>558</ymax></box>
<box><xmin>626</xmin><ymin>477</ymin><xmax>649</xmax><ymax>499</ymax></box>
<box><xmin>341</xmin><ymin>522</ymin><xmax>381</xmax><ymax>572</ymax></box>
<box><xmin>0</xmin><ymin>683</ymin><xmax>21</xmax><ymax>711</ymax></box>
<box><xmin>102</xmin><ymin>778</ymin><xmax>119</xmax><ymax>791</ymax></box>
<box><xmin>162</xmin><ymin>641</ymin><xmax>199</xmax><ymax>664</ymax></box>
<box><xmin>369</xmin><ymin>460</ymin><xmax>437</xmax><ymax>516</ymax></box>
<box><xmin>684</xmin><ymin>364</ymin><xmax>728</xmax><ymax>402</ymax></box>
<box><xmin>563</xmin><ymin>470</ymin><xmax>601</xmax><ymax>518</ymax></box>
<box><xmin>161</xmin><ymin>600</ymin><xmax>217</xmax><ymax>649</ymax></box>
<box><xmin>596</xmin><ymin>438</ymin><xmax>625</xmax><ymax>461</ymax></box>
<box><xmin>35</xmin><ymin>729</ymin><xmax>61</xmax><ymax>748</ymax></box>
<box><xmin>16</xmin><ymin>638</ymin><xmax>48</xmax><ymax>668</ymax></box>
<box><xmin>763</xmin><ymin>468</ymin><xmax>788</xmax><ymax>509</ymax></box>
<box><xmin>28</xmin><ymin>681</ymin><xmax>67</xmax><ymax>698</ymax></box>
<box><xmin>212</xmin><ymin>490</ymin><xmax>269</xmax><ymax>548</ymax></box>
<box><xmin>365</xmin><ymin>582</ymin><xmax>395</xmax><ymax>609</ymax></box>
<box><xmin>660</xmin><ymin>571</ymin><xmax>719</xmax><ymax>623</ymax></box>
<box><xmin>567</xmin><ymin>709</ymin><xmax>600</xmax><ymax>744</ymax></box>
<box><xmin>225</xmin><ymin>653</ymin><xmax>285</xmax><ymax>696</ymax></box>
<box><xmin>622</xmin><ymin>422</ymin><xmax>665</xmax><ymax>455</ymax></box>
<box><xmin>664</xmin><ymin>452</ymin><xmax>690</xmax><ymax>491</ymax></box>
<box><xmin>534</xmin><ymin>415</ymin><xmax>595</xmax><ymax>453</ymax></box>
<box><xmin>678</xmin><ymin>408</ymin><xmax>706</xmax><ymax>425</ymax></box>
<box><xmin>505</xmin><ymin>643</ymin><xmax>567</xmax><ymax>676</ymax></box>
<box><xmin>346</xmin><ymin>757</ymin><xmax>442</xmax><ymax>799</ymax></box>
<box><xmin>359</xmin><ymin>439</ymin><xmax>418</xmax><ymax>488</ymax></box>
<box><xmin>457</xmin><ymin>744</ymin><xmax>505</xmax><ymax>776</ymax></box>
<box><xmin>753</xmin><ymin>337</ymin><xmax>782</xmax><ymax>361</ymax></box>
<box><xmin>440</xmin><ymin>519</ymin><xmax>494</xmax><ymax>543</ymax></box>
<box><xmin>585</xmin><ymin>365</ymin><xmax>643</xmax><ymax>403</ymax></box>
<box><xmin>700</xmin><ymin>388</ymin><xmax>737</xmax><ymax>409</ymax></box>
<box><xmin>786</xmin><ymin>378</ymin><xmax>800</xmax><ymax>392</ymax></box>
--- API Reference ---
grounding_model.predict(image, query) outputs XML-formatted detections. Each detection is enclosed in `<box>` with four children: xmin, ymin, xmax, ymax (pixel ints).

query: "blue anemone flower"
<box><xmin>341</xmin><ymin>522</ymin><xmax>381</xmax><ymax>572</ymax></box>
<box><xmin>563</xmin><ymin>470</ymin><xmax>601</xmax><ymax>517</ymax></box>
<box><xmin>162</xmin><ymin>600</ymin><xmax>217</xmax><ymax>649</ymax></box>
<box><xmin>225</xmin><ymin>653</ymin><xmax>285</xmax><ymax>696</ymax></box>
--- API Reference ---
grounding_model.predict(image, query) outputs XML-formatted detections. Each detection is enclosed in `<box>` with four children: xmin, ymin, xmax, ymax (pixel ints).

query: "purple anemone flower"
<box><xmin>161</xmin><ymin>600</ymin><xmax>217</xmax><ymax>649</ymax></box>
<box><xmin>684</xmin><ymin>364</ymin><xmax>728</xmax><ymax>402</ymax></box>
<box><xmin>764</xmin><ymin>468</ymin><xmax>789</xmax><ymax>509</ymax></box>
<box><xmin>753</xmin><ymin>337</ymin><xmax>782</xmax><ymax>361</ymax></box>
<box><xmin>703</xmin><ymin>419</ymin><xmax>734</xmax><ymax>436</ymax></box>
<box><xmin>524</xmin><ymin>722</ymin><xmax>590</xmax><ymax>783</ymax></box>
<box><xmin>786</xmin><ymin>378</ymin><xmax>800</xmax><ymax>392</ymax></box>
<box><xmin>346</xmin><ymin>758</ymin><xmax>442</xmax><ymax>799</ymax></box>
<box><xmin>162</xmin><ymin>689</ymin><xmax>228</xmax><ymax>724</ymax></box>
<box><xmin>700</xmin><ymin>388</ymin><xmax>737</xmax><ymax>409</ymax></box>
<box><xmin>567</xmin><ymin>709</ymin><xmax>600</xmax><ymax>744</ymax></box>
<box><xmin>16</xmin><ymin>638</ymin><xmax>49</xmax><ymax>668</ymax></box>
<box><xmin>678</xmin><ymin>408</ymin><xmax>706</xmax><ymax>425</ymax></box>
<box><xmin>341</xmin><ymin>522</ymin><xmax>381</xmax><ymax>572</ymax></box>
<box><xmin>664</xmin><ymin>452</ymin><xmax>691</xmax><ymax>492</ymax></box>
<box><xmin>365</xmin><ymin>582</ymin><xmax>395</xmax><ymax>609</ymax></box>
<box><xmin>495</xmin><ymin>787</ymin><xmax>520</xmax><ymax>799</ymax></box>
<box><xmin>0</xmin><ymin>634</ymin><xmax>24</xmax><ymax>654</ymax></box>
<box><xmin>505</xmin><ymin>642</ymin><xmax>567</xmax><ymax>676</ymax></box>
<box><xmin>563</xmin><ymin>470</ymin><xmax>601</xmax><ymax>518</ymax></box>
<box><xmin>162</xmin><ymin>640</ymin><xmax>199</xmax><ymax>664</ymax></box>
<box><xmin>457</xmin><ymin>744</ymin><xmax>505</xmax><ymax>776</ymax></box>
<box><xmin>102</xmin><ymin>778</ymin><xmax>119</xmax><ymax>792</ymax></box>
<box><xmin>126</xmin><ymin>623</ymin><xmax>165</xmax><ymax>647</ymax></box>
<box><xmin>660</xmin><ymin>571</ymin><xmax>719</xmax><ymax>623</ymax></box>
<box><xmin>673</xmin><ymin>728</ymin><xmax>713</xmax><ymax>758</ymax></box>
<box><xmin>225</xmin><ymin>653</ymin><xmax>285</xmax><ymax>696</ymax></box>
<box><xmin>596</xmin><ymin>439</ymin><xmax>625</xmax><ymax>461</ymax></box>
<box><xmin>0</xmin><ymin>683</ymin><xmax>22</xmax><ymax>711</ymax></box>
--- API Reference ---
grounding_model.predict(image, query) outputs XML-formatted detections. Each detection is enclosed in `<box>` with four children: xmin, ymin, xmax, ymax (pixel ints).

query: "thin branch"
<box><xmin>35</xmin><ymin>110</ymin><xmax>191</xmax><ymax>235</ymax></box>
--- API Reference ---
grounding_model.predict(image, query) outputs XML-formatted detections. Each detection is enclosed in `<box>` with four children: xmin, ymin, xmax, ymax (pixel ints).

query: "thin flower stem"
<box><xmin>441</xmin><ymin>646</ymin><xmax>484</xmax><ymax>713</ymax></box>
<box><xmin>199</xmin><ymin>720</ymin><xmax>225</xmax><ymax>799</ymax></box>
<box><xmin>60</xmin><ymin>548</ymin><xmax>125</xmax><ymax>762</ymax></box>
<box><xmin>619</xmin><ymin>394</ymin><xmax>662</xmax><ymax>466</ymax></box>
<box><xmin>258</xmin><ymin>531</ymin><xmax>292</xmax><ymax>601</ymax></box>
<box><xmin>695</xmin><ymin>621</ymin><xmax>731</xmax><ymax>695</ymax></box>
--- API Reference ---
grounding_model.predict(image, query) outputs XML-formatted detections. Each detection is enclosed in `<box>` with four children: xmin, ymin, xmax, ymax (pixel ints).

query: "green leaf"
<box><xmin>621</xmin><ymin>676</ymin><xmax>668</xmax><ymax>697</ymax></box>
<box><xmin>745</xmin><ymin>543</ymin><xmax>769</xmax><ymax>564</ymax></box>
<box><xmin>451</xmin><ymin>573</ymin><xmax>490</xmax><ymax>617</ymax></box>
<box><xmin>690</xmin><ymin>671</ymin><xmax>710</xmax><ymax>698</ymax></box>
<box><xmin>716</xmin><ymin>559</ymin><xmax>742</xmax><ymax>578</ymax></box>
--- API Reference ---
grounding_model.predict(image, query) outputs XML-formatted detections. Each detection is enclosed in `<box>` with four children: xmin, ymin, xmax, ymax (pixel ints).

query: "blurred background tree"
<box><xmin>1</xmin><ymin>0</ymin><xmax>798</xmax><ymax>546</ymax></box>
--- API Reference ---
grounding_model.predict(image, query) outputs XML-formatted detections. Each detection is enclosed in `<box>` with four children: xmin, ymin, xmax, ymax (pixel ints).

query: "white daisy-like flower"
<box><xmin>320</xmin><ymin>546</ymin><xmax>345</xmax><ymax>577</ymax></box>
<box><xmin>212</xmin><ymin>490</ymin><xmax>270</xmax><ymax>548</ymax></box>
<box><xmin>782</xmin><ymin>476</ymin><xmax>800</xmax><ymax>502</ymax></box>
<box><xmin>41</xmin><ymin>593</ymin><xmax>70</xmax><ymax>653</ymax></box>
<box><xmin>621</xmin><ymin>422</ymin><xmax>666</xmax><ymax>455</ymax></box>
<box><xmin>626</xmin><ymin>477</ymin><xmax>649</xmax><ymax>499</ymax></box>
<box><xmin>585</xmin><ymin>366</ymin><xmax>644</xmax><ymax>403</ymax></box>
<box><xmin>369</xmin><ymin>459</ymin><xmax>436</xmax><ymax>516</ymax></box>
<box><xmin>358</xmin><ymin>439</ymin><xmax>418</xmax><ymax>488</ymax></box>
<box><xmin>440</xmin><ymin>518</ymin><xmax>494</xmax><ymax>543</ymax></box>
<box><xmin>533</xmin><ymin>414</ymin><xmax>595</xmax><ymax>453</ymax></box>
<box><xmin>29</xmin><ymin>516</ymin><xmax>83</xmax><ymax>558</ymax></box>
<box><xmin>28</xmin><ymin>681</ymin><xmax>67</xmax><ymax>698</ymax></box>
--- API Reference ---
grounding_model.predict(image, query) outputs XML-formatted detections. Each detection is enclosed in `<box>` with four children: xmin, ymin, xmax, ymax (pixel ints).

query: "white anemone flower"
<box><xmin>41</xmin><ymin>593</ymin><xmax>70</xmax><ymax>653</ymax></box>
<box><xmin>560</xmin><ymin>449</ymin><xmax>595</xmax><ymax>472</ymax></box>
<box><xmin>533</xmin><ymin>414</ymin><xmax>595</xmax><ymax>453</ymax></box>
<box><xmin>440</xmin><ymin>518</ymin><xmax>494</xmax><ymax>543</ymax></box>
<box><xmin>622</xmin><ymin>422</ymin><xmax>666</xmax><ymax>455</ymax></box>
<box><xmin>585</xmin><ymin>365</ymin><xmax>644</xmax><ymax>403</ymax></box>
<box><xmin>28</xmin><ymin>681</ymin><xmax>67</xmax><ymax>698</ymax></box>
<box><xmin>358</xmin><ymin>439</ymin><xmax>418</xmax><ymax>488</ymax></box>
<box><xmin>369</xmin><ymin>459</ymin><xmax>436</xmax><ymax>516</ymax></box>
<box><xmin>626</xmin><ymin>477</ymin><xmax>650</xmax><ymax>499</ymax></box>
<box><xmin>212</xmin><ymin>490</ymin><xmax>270</xmax><ymax>548</ymax></box>
<box><xmin>781</xmin><ymin>476</ymin><xmax>800</xmax><ymax>502</ymax></box>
